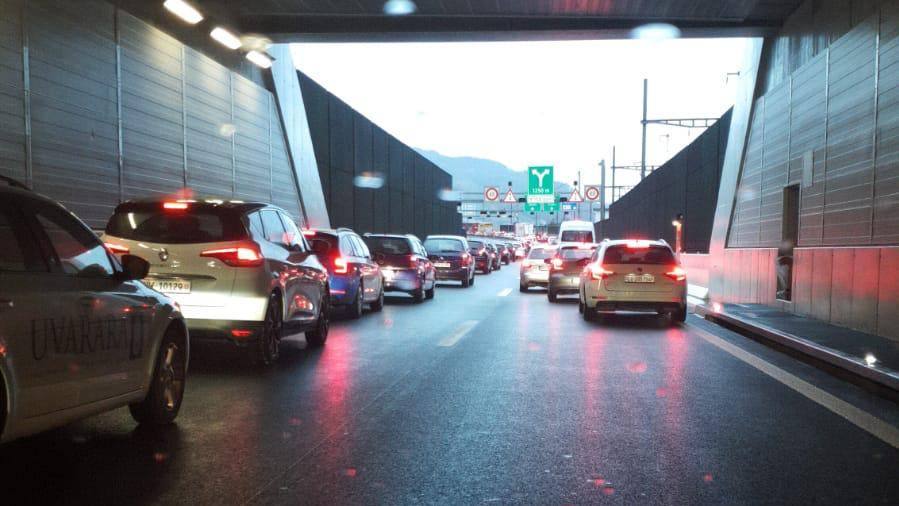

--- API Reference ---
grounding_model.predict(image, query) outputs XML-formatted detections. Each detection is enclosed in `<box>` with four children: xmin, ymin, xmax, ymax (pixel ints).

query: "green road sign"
<box><xmin>524</xmin><ymin>203</ymin><xmax>541</xmax><ymax>212</ymax></box>
<box><xmin>528</xmin><ymin>166</ymin><xmax>554</xmax><ymax>196</ymax></box>
<box><xmin>543</xmin><ymin>202</ymin><xmax>559</xmax><ymax>212</ymax></box>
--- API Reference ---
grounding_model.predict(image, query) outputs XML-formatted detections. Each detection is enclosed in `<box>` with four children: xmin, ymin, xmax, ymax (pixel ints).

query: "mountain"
<box><xmin>416</xmin><ymin>149</ymin><xmax>571</xmax><ymax>196</ymax></box>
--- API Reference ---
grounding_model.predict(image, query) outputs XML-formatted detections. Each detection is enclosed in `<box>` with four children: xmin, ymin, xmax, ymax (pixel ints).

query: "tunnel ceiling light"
<box><xmin>163</xmin><ymin>0</ymin><xmax>203</xmax><ymax>25</ymax></box>
<box><xmin>383</xmin><ymin>0</ymin><xmax>417</xmax><ymax>16</ymax></box>
<box><xmin>210</xmin><ymin>27</ymin><xmax>242</xmax><ymax>50</ymax></box>
<box><xmin>246</xmin><ymin>50</ymin><xmax>272</xmax><ymax>69</ymax></box>
<box><xmin>629</xmin><ymin>22</ymin><xmax>681</xmax><ymax>40</ymax></box>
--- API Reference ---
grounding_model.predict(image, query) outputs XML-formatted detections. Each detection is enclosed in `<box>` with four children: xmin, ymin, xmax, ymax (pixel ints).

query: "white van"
<box><xmin>558</xmin><ymin>220</ymin><xmax>595</xmax><ymax>245</ymax></box>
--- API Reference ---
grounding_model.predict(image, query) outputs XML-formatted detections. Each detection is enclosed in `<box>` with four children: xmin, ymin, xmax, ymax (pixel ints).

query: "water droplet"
<box><xmin>345</xmin><ymin>467</ymin><xmax>357</xmax><ymax>477</ymax></box>
<box><xmin>656</xmin><ymin>387</ymin><xmax>668</xmax><ymax>397</ymax></box>
<box><xmin>288</xmin><ymin>417</ymin><xmax>302</xmax><ymax>426</ymax></box>
<box><xmin>153</xmin><ymin>452</ymin><xmax>168</xmax><ymax>463</ymax></box>
<box><xmin>627</xmin><ymin>361</ymin><xmax>647</xmax><ymax>373</ymax></box>
<box><xmin>703</xmin><ymin>473</ymin><xmax>713</xmax><ymax>483</ymax></box>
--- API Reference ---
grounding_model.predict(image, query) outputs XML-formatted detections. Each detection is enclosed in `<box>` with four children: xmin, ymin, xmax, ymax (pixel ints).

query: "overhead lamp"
<box><xmin>210</xmin><ymin>27</ymin><xmax>242</xmax><ymax>50</ymax></box>
<box><xmin>383</xmin><ymin>0</ymin><xmax>417</xmax><ymax>16</ymax></box>
<box><xmin>246</xmin><ymin>50</ymin><xmax>272</xmax><ymax>69</ymax></box>
<box><xmin>163</xmin><ymin>0</ymin><xmax>203</xmax><ymax>25</ymax></box>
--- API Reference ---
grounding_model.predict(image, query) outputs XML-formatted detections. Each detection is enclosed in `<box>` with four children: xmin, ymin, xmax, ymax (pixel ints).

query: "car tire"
<box><xmin>129</xmin><ymin>325</ymin><xmax>186</xmax><ymax>425</ymax></box>
<box><xmin>425</xmin><ymin>284</ymin><xmax>435</xmax><ymax>299</ymax></box>
<box><xmin>413</xmin><ymin>282</ymin><xmax>426</xmax><ymax>302</ymax></box>
<box><xmin>306</xmin><ymin>294</ymin><xmax>330</xmax><ymax>347</ymax></box>
<box><xmin>469</xmin><ymin>272</ymin><xmax>475</xmax><ymax>287</ymax></box>
<box><xmin>578</xmin><ymin>295</ymin><xmax>585</xmax><ymax>314</ymax></box>
<box><xmin>583</xmin><ymin>306</ymin><xmax>596</xmax><ymax>322</ymax></box>
<box><xmin>519</xmin><ymin>283</ymin><xmax>528</xmax><ymax>292</ymax></box>
<box><xmin>547</xmin><ymin>289</ymin><xmax>558</xmax><ymax>303</ymax></box>
<box><xmin>672</xmin><ymin>305</ymin><xmax>687</xmax><ymax>324</ymax></box>
<box><xmin>371</xmin><ymin>287</ymin><xmax>385</xmax><ymax>311</ymax></box>
<box><xmin>461</xmin><ymin>275</ymin><xmax>470</xmax><ymax>288</ymax></box>
<box><xmin>249</xmin><ymin>294</ymin><xmax>282</xmax><ymax>367</ymax></box>
<box><xmin>348</xmin><ymin>284</ymin><xmax>364</xmax><ymax>319</ymax></box>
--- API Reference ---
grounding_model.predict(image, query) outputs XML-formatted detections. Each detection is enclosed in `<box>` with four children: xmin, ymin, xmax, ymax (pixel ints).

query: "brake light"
<box><xmin>478</xmin><ymin>248</ymin><xmax>486</xmax><ymax>255</ymax></box>
<box><xmin>551</xmin><ymin>258</ymin><xmax>564</xmax><ymax>270</ymax></box>
<box><xmin>408</xmin><ymin>255</ymin><xmax>418</xmax><ymax>268</ymax></box>
<box><xmin>302</xmin><ymin>229</ymin><xmax>316</xmax><ymax>236</ymax></box>
<box><xmin>231</xmin><ymin>329</ymin><xmax>253</xmax><ymax>338</ymax></box>
<box><xmin>626</xmin><ymin>239</ymin><xmax>650</xmax><ymax>249</ymax></box>
<box><xmin>334</xmin><ymin>256</ymin><xmax>348</xmax><ymax>274</ymax></box>
<box><xmin>104</xmin><ymin>242</ymin><xmax>130</xmax><ymax>254</ymax></box>
<box><xmin>200</xmin><ymin>243</ymin><xmax>263</xmax><ymax>267</ymax></box>
<box><xmin>665</xmin><ymin>266</ymin><xmax>687</xmax><ymax>282</ymax></box>
<box><xmin>461</xmin><ymin>252</ymin><xmax>472</xmax><ymax>266</ymax></box>
<box><xmin>163</xmin><ymin>201</ymin><xmax>188</xmax><ymax>210</ymax></box>
<box><xmin>588</xmin><ymin>263</ymin><xmax>614</xmax><ymax>280</ymax></box>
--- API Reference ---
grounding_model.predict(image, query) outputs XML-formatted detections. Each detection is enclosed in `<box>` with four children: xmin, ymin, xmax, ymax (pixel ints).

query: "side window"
<box><xmin>352</xmin><ymin>236</ymin><xmax>370</xmax><ymax>258</ymax></box>
<box><xmin>339</xmin><ymin>235</ymin><xmax>356</xmax><ymax>257</ymax></box>
<box><xmin>260</xmin><ymin>210</ymin><xmax>287</xmax><ymax>246</ymax></box>
<box><xmin>247</xmin><ymin>212</ymin><xmax>265</xmax><ymax>239</ymax></box>
<box><xmin>35</xmin><ymin>206</ymin><xmax>113</xmax><ymax>277</ymax></box>
<box><xmin>413</xmin><ymin>241</ymin><xmax>425</xmax><ymax>257</ymax></box>
<box><xmin>278</xmin><ymin>212</ymin><xmax>302</xmax><ymax>249</ymax></box>
<box><xmin>0</xmin><ymin>205</ymin><xmax>46</xmax><ymax>272</ymax></box>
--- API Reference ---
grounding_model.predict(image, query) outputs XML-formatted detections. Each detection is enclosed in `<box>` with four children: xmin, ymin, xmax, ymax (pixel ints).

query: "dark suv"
<box><xmin>363</xmin><ymin>234</ymin><xmax>436</xmax><ymax>302</ymax></box>
<box><xmin>467</xmin><ymin>239</ymin><xmax>491</xmax><ymax>274</ymax></box>
<box><xmin>424</xmin><ymin>235</ymin><xmax>476</xmax><ymax>287</ymax></box>
<box><xmin>304</xmin><ymin>228</ymin><xmax>384</xmax><ymax>318</ymax></box>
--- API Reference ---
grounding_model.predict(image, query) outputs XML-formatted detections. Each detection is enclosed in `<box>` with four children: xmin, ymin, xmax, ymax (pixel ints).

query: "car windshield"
<box><xmin>560</xmin><ymin>230</ymin><xmax>592</xmax><ymax>242</ymax></box>
<box><xmin>105</xmin><ymin>205</ymin><xmax>245</xmax><ymax>244</ymax></box>
<box><xmin>528</xmin><ymin>248</ymin><xmax>554</xmax><ymax>260</ymax></box>
<box><xmin>559</xmin><ymin>247</ymin><xmax>594</xmax><ymax>260</ymax></box>
<box><xmin>603</xmin><ymin>245</ymin><xmax>675</xmax><ymax>264</ymax></box>
<box><xmin>424</xmin><ymin>238</ymin><xmax>464</xmax><ymax>253</ymax></box>
<box><xmin>364</xmin><ymin>237</ymin><xmax>411</xmax><ymax>255</ymax></box>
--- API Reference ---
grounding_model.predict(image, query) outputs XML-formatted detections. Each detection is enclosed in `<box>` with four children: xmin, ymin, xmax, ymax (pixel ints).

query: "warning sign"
<box><xmin>484</xmin><ymin>187</ymin><xmax>500</xmax><ymax>201</ymax></box>
<box><xmin>502</xmin><ymin>188</ymin><xmax>517</xmax><ymax>203</ymax></box>
<box><xmin>584</xmin><ymin>186</ymin><xmax>600</xmax><ymax>201</ymax></box>
<box><xmin>568</xmin><ymin>188</ymin><xmax>584</xmax><ymax>203</ymax></box>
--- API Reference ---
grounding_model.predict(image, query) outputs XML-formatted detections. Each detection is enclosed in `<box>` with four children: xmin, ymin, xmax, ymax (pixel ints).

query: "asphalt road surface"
<box><xmin>1</xmin><ymin>266</ymin><xmax>897</xmax><ymax>505</ymax></box>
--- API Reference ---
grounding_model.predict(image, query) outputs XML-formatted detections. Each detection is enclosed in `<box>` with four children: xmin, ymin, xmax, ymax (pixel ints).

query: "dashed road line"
<box><xmin>497</xmin><ymin>288</ymin><xmax>513</xmax><ymax>297</ymax></box>
<box><xmin>438</xmin><ymin>320</ymin><xmax>480</xmax><ymax>347</ymax></box>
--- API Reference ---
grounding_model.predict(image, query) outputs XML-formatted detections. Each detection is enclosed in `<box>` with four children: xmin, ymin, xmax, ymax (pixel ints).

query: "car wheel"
<box><xmin>578</xmin><ymin>295</ymin><xmax>585</xmax><ymax>314</ymax></box>
<box><xmin>672</xmin><ymin>305</ymin><xmax>687</xmax><ymax>324</ymax></box>
<box><xmin>306</xmin><ymin>294</ymin><xmax>330</xmax><ymax>347</ymax></box>
<box><xmin>371</xmin><ymin>287</ymin><xmax>385</xmax><ymax>311</ymax></box>
<box><xmin>348</xmin><ymin>284</ymin><xmax>364</xmax><ymax>319</ymax></box>
<box><xmin>519</xmin><ymin>282</ymin><xmax>528</xmax><ymax>292</ymax></box>
<box><xmin>469</xmin><ymin>272</ymin><xmax>475</xmax><ymax>287</ymax></box>
<box><xmin>250</xmin><ymin>293</ymin><xmax>282</xmax><ymax>366</ymax></box>
<box><xmin>129</xmin><ymin>325</ymin><xmax>186</xmax><ymax>425</ymax></box>
<box><xmin>547</xmin><ymin>289</ymin><xmax>557</xmax><ymax>303</ymax></box>
<box><xmin>461</xmin><ymin>274</ymin><xmax>470</xmax><ymax>288</ymax></box>
<box><xmin>583</xmin><ymin>306</ymin><xmax>596</xmax><ymax>322</ymax></box>
<box><xmin>413</xmin><ymin>281</ymin><xmax>426</xmax><ymax>302</ymax></box>
<box><xmin>425</xmin><ymin>285</ymin><xmax>435</xmax><ymax>299</ymax></box>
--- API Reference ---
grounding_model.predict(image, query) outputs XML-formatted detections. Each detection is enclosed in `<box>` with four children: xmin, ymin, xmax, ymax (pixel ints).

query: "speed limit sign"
<box><xmin>484</xmin><ymin>186</ymin><xmax>500</xmax><ymax>201</ymax></box>
<box><xmin>584</xmin><ymin>186</ymin><xmax>601</xmax><ymax>201</ymax></box>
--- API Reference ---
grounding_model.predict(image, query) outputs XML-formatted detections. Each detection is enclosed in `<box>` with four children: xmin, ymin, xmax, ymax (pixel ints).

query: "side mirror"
<box><xmin>120</xmin><ymin>254</ymin><xmax>149</xmax><ymax>281</ymax></box>
<box><xmin>311</xmin><ymin>241</ymin><xmax>330</xmax><ymax>256</ymax></box>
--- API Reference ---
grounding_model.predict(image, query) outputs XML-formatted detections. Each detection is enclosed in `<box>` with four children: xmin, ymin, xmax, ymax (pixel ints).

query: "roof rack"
<box><xmin>0</xmin><ymin>175</ymin><xmax>30</xmax><ymax>190</ymax></box>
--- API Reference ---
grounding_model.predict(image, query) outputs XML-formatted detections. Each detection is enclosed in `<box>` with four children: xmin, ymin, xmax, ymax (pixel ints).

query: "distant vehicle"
<box><xmin>467</xmin><ymin>239</ymin><xmax>492</xmax><ymax>274</ymax></box>
<box><xmin>1</xmin><ymin>179</ymin><xmax>188</xmax><ymax>442</ymax></box>
<box><xmin>558</xmin><ymin>220</ymin><xmax>595</xmax><ymax>245</ymax></box>
<box><xmin>519</xmin><ymin>245</ymin><xmax>556</xmax><ymax>292</ymax></box>
<box><xmin>363</xmin><ymin>234</ymin><xmax>436</xmax><ymax>302</ymax></box>
<box><xmin>547</xmin><ymin>244</ymin><xmax>597</xmax><ymax>302</ymax></box>
<box><xmin>513</xmin><ymin>241</ymin><xmax>528</xmax><ymax>260</ymax></box>
<box><xmin>424</xmin><ymin>235</ymin><xmax>476</xmax><ymax>287</ymax></box>
<box><xmin>579</xmin><ymin>239</ymin><xmax>686</xmax><ymax>323</ymax></box>
<box><xmin>304</xmin><ymin>228</ymin><xmax>384</xmax><ymax>318</ymax></box>
<box><xmin>484</xmin><ymin>242</ymin><xmax>502</xmax><ymax>271</ymax></box>
<box><xmin>104</xmin><ymin>198</ymin><xmax>330</xmax><ymax>366</ymax></box>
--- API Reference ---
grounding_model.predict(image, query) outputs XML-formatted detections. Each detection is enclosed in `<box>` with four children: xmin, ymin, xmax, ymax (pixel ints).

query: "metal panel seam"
<box><xmin>21</xmin><ymin>1</ymin><xmax>32</xmax><ymax>188</ymax></box>
<box><xmin>870</xmin><ymin>7</ymin><xmax>881</xmax><ymax>244</ymax></box>
<box><xmin>115</xmin><ymin>7</ymin><xmax>124</xmax><ymax>203</ymax></box>
<box><xmin>181</xmin><ymin>45</ymin><xmax>188</xmax><ymax>188</ymax></box>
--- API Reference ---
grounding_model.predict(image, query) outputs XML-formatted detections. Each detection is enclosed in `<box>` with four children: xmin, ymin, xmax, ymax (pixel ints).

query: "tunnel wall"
<box><xmin>720</xmin><ymin>0</ymin><xmax>899</xmax><ymax>341</ymax></box>
<box><xmin>298</xmin><ymin>71</ymin><xmax>460</xmax><ymax>238</ymax></box>
<box><xmin>596</xmin><ymin>109</ymin><xmax>732</xmax><ymax>254</ymax></box>
<box><xmin>0</xmin><ymin>0</ymin><xmax>304</xmax><ymax>229</ymax></box>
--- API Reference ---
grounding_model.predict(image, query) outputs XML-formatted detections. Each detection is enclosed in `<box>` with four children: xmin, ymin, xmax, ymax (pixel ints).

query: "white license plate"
<box><xmin>434</xmin><ymin>262</ymin><xmax>451</xmax><ymax>268</ymax></box>
<box><xmin>145</xmin><ymin>278</ymin><xmax>192</xmax><ymax>293</ymax></box>
<box><xmin>624</xmin><ymin>273</ymin><xmax>655</xmax><ymax>283</ymax></box>
<box><xmin>382</xmin><ymin>270</ymin><xmax>395</xmax><ymax>280</ymax></box>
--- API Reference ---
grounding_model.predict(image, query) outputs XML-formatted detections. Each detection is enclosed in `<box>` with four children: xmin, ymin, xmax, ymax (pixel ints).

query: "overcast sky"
<box><xmin>291</xmin><ymin>37</ymin><xmax>750</xmax><ymax>189</ymax></box>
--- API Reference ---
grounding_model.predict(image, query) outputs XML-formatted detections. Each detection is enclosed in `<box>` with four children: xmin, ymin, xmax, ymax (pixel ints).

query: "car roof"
<box><xmin>114</xmin><ymin>198</ymin><xmax>269</xmax><ymax>214</ymax></box>
<box><xmin>602</xmin><ymin>239</ymin><xmax>669</xmax><ymax>248</ymax></box>
<box><xmin>426</xmin><ymin>235</ymin><xmax>465</xmax><ymax>240</ymax></box>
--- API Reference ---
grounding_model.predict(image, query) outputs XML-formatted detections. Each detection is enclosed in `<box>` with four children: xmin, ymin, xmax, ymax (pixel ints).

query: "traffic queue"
<box><xmin>0</xmin><ymin>177</ymin><xmax>522</xmax><ymax>443</ymax></box>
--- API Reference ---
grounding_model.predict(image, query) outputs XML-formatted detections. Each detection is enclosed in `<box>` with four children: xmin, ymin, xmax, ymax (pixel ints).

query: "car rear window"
<box><xmin>528</xmin><ymin>248</ymin><xmax>554</xmax><ymax>260</ymax></box>
<box><xmin>364</xmin><ymin>236</ymin><xmax>411</xmax><ymax>255</ymax></box>
<box><xmin>468</xmin><ymin>240</ymin><xmax>484</xmax><ymax>249</ymax></box>
<box><xmin>603</xmin><ymin>245</ymin><xmax>675</xmax><ymax>265</ymax></box>
<box><xmin>560</xmin><ymin>230</ymin><xmax>592</xmax><ymax>242</ymax></box>
<box><xmin>105</xmin><ymin>204</ymin><xmax>245</xmax><ymax>244</ymax></box>
<box><xmin>307</xmin><ymin>234</ymin><xmax>338</xmax><ymax>254</ymax></box>
<box><xmin>559</xmin><ymin>247</ymin><xmax>594</xmax><ymax>260</ymax></box>
<box><xmin>424</xmin><ymin>238</ymin><xmax>464</xmax><ymax>253</ymax></box>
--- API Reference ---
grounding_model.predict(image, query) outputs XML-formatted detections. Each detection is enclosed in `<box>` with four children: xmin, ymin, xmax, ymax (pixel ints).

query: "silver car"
<box><xmin>103</xmin><ymin>198</ymin><xmax>330</xmax><ymax>366</ymax></box>
<box><xmin>1</xmin><ymin>179</ymin><xmax>188</xmax><ymax>442</ymax></box>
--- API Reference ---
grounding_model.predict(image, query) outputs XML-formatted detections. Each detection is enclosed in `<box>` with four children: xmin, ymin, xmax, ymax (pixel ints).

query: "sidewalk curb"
<box><xmin>694</xmin><ymin>304</ymin><xmax>899</xmax><ymax>393</ymax></box>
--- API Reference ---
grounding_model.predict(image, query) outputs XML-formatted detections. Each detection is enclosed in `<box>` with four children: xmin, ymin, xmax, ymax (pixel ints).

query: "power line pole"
<box><xmin>641</xmin><ymin>78</ymin><xmax>648</xmax><ymax>180</ymax></box>
<box><xmin>611</xmin><ymin>146</ymin><xmax>616</xmax><ymax>203</ymax></box>
<box><xmin>599</xmin><ymin>159</ymin><xmax>606</xmax><ymax>222</ymax></box>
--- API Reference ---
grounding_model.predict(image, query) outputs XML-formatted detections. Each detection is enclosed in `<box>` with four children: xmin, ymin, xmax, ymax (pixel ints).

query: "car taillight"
<box><xmin>461</xmin><ymin>253</ymin><xmax>472</xmax><ymax>266</ymax></box>
<box><xmin>665</xmin><ymin>266</ymin><xmax>687</xmax><ymax>282</ymax></box>
<box><xmin>104</xmin><ymin>242</ymin><xmax>129</xmax><ymax>254</ymax></box>
<box><xmin>551</xmin><ymin>258</ymin><xmax>564</xmax><ymax>270</ymax></box>
<box><xmin>334</xmin><ymin>256</ymin><xmax>349</xmax><ymax>274</ymax></box>
<box><xmin>478</xmin><ymin>248</ymin><xmax>486</xmax><ymax>255</ymax></box>
<box><xmin>200</xmin><ymin>243</ymin><xmax>263</xmax><ymax>267</ymax></box>
<box><xmin>302</xmin><ymin>229</ymin><xmax>316</xmax><ymax>237</ymax></box>
<box><xmin>588</xmin><ymin>263</ymin><xmax>614</xmax><ymax>280</ymax></box>
<box><xmin>163</xmin><ymin>201</ymin><xmax>189</xmax><ymax>211</ymax></box>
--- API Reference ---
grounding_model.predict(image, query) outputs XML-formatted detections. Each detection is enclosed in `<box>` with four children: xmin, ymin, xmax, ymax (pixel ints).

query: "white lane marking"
<box><xmin>438</xmin><ymin>320</ymin><xmax>479</xmax><ymax>347</ymax></box>
<box><xmin>497</xmin><ymin>288</ymin><xmax>513</xmax><ymax>297</ymax></box>
<box><xmin>691</xmin><ymin>325</ymin><xmax>899</xmax><ymax>449</ymax></box>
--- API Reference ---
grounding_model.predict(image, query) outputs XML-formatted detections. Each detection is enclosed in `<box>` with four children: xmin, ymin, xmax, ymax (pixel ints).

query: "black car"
<box><xmin>423</xmin><ymin>235</ymin><xmax>476</xmax><ymax>287</ymax></box>
<box><xmin>304</xmin><ymin>228</ymin><xmax>384</xmax><ymax>318</ymax></box>
<box><xmin>467</xmin><ymin>239</ymin><xmax>491</xmax><ymax>274</ymax></box>
<box><xmin>363</xmin><ymin>234</ymin><xmax>437</xmax><ymax>302</ymax></box>
<box><xmin>485</xmin><ymin>243</ymin><xmax>501</xmax><ymax>271</ymax></box>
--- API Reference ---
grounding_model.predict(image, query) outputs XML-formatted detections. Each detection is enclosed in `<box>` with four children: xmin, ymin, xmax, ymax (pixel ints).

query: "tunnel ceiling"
<box><xmin>181</xmin><ymin>0</ymin><xmax>804</xmax><ymax>41</ymax></box>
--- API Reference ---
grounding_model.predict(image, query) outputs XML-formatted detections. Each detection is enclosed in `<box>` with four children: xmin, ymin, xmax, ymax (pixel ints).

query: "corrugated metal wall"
<box><xmin>298</xmin><ymin>71</ymin><xmax>460</xmax><ymax>237</ymax></box>
<box><xmin>730</xmin><ymin>0</ymin><xmax>899</xmax><ymax>248</ymax></box>
<box><xmin>597</xmin><ymin>109</ymin><xmax>732</xmax><ymax>253</ymax></box>
<box><xmin>0</xmin><ymin>0</ymin><xmax>303</xmax><ymax>228</ymax></box>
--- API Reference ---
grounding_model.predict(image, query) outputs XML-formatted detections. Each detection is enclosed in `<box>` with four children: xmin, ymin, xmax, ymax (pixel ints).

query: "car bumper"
<box><xmin>584</xmin><ymin>284</ymin><xmax>686</xmax><ymax>311</ymax></box>
<box><xmin>187</xmin><ymin>318</ymin><xmax>265</xmax><ymax>346</ymax></box>
<box><xmin>521</xmin><ymin>269</ymin><xmax>549</xmax><ymax>284</ymax></box>
<box><xmin>548</xmin><ymin>274</ymin><xmax>581</xmax><ymax>293</ymax></box>
<box><xmin>435</xmin><ymin>267</ymin><xmax>468</xmax><ymax>281</ymax></box>
<box><xmin>382</xmin><ymin>268</ymin><xmax>421</xmax><ymax>293</ymax></box>
<box><xmin>328</xmin><ymin>274</ymin><xmax>359</xmax><ymax>305</ymax></box>
<box><xmin>174</xmin><ymin>295</ymin><xmax>268</xmax><ymax>323</ymax></box>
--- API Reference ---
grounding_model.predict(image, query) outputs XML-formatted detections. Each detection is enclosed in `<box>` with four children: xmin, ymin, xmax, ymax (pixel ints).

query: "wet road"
<box><xmin>2</xmin><ymin>265</ymin><xmax>898</xmax><ymax>505</ymax></box>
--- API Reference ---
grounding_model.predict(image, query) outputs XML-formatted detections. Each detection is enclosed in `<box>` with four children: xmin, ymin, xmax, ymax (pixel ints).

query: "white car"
<box><xmin>519</xmin><ymin>245</ymin><xmax>556</xmax><ymax>292</ymax></box>
<box><xmin>1</xmin><ymin>178</ymin><xmax>188</xmax><ymax>443</ymax></box>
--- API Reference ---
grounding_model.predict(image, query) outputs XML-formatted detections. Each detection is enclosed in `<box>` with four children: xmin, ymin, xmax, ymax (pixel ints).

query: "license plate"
<box><xmin>624</xmin><ymin>273</ymin><xmax>655</xmax><ymax>283</ymax></box>
<box><xmin>145</xmin><ymin>278</ymin><xmax>192</xmax><ymax>293</ymax></box>
<box><xmin>434</xmin><ymin>262</ymin><xmax>451</xmax><ymax>268</ymax></box>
